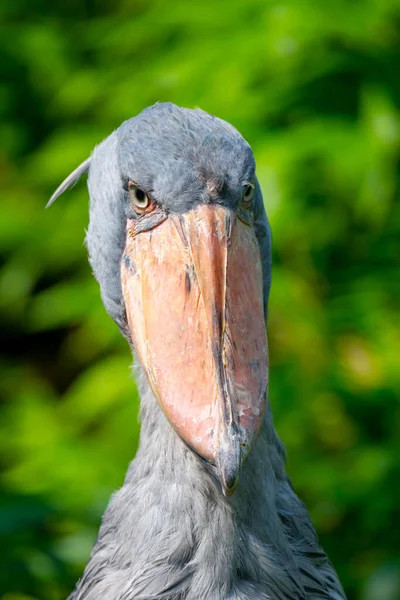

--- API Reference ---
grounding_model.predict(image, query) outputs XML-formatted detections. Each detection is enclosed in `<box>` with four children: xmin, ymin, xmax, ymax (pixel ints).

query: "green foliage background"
<box><xmin>0</xmin><ymin>1</ymin><xmax>399</xmax><ymax>599</ymax></box>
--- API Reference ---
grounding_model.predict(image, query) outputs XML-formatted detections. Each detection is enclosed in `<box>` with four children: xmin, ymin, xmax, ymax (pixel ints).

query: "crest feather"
<box><xmin>46</xmin><ymin>157</ymin><xmax>91</xmax><ymax>208</ymax></box>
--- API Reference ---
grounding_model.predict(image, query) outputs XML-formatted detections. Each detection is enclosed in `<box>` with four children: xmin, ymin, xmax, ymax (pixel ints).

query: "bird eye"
<box><xmin>128</xmin><ymin>183</ymin><xmax>151</xmax><ymax>213</ymax></box>
<box><xmin>241</xmin><ymin>182</ymin><xmax>255</xmax><ymax>207</ymax></box>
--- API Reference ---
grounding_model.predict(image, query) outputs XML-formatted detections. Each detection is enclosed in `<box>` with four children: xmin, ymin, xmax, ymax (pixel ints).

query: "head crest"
<box><xmin>46</xmin><ymin>157</ymin><xmax>91</xmax><ymax>208</ymax></box>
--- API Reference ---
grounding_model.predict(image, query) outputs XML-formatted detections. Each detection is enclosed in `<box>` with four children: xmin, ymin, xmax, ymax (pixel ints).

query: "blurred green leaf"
<box><xmin>1</xmin><ymin>1</ymin><xmax>399</xmax><ymax>599</ymax></box>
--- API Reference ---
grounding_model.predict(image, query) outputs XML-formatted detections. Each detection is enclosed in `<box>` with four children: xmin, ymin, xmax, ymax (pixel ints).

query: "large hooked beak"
<box><xmin>121</xmin><ymin>204</ymin><xmax>268</xmax><ymax>495</ymax></box>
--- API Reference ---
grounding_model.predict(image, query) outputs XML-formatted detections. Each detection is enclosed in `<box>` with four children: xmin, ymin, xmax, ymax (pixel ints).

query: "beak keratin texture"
<box><xmin>121</xmin><ymin>204</ymin><xmax>268</xmax><ymax>494</ymax></box>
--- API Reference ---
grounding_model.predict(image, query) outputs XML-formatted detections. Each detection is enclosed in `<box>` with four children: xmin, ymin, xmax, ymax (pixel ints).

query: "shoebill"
<box><xmin>48</xmin><ymin>103</ymin><xmax>346</xmax><ymax>600</ymax></box>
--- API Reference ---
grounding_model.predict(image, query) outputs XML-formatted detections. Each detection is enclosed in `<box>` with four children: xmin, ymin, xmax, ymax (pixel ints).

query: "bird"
<box><xmin>49</xmin><ymin>103</ymin><xmax>346</xmax><ymax>600</ymax></box>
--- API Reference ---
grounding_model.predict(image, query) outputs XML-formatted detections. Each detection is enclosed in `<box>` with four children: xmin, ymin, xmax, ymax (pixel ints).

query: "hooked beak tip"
<box><xmin>217</xmin><ymin>427</ymin><xmax>242</xmax><ymax>496</ymax></box>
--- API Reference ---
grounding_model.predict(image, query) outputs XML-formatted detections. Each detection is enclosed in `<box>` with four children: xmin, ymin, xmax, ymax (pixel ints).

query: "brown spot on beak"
<box><xmin>122</xmin><ymin>254</ymin><xmax>137</xmax><ymax>275</ymax></box>
<box><xmin>185</xmin><ymin>269</ymin><xmax>192</xmax><ymax>296</ymax></box>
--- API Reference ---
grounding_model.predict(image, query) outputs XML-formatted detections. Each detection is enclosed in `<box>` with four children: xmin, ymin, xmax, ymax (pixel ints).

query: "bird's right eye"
<box><xmin>241</xmin><ymin>182</ymin><xmax>255</xmax><ymax>207</ymax></box>
<box><xmin>128</xmin><ymin>183</ymin><xmax>152</xmax><ymax>214</ymax></box>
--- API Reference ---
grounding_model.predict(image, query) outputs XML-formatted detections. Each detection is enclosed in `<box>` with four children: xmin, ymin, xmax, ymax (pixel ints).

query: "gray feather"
<box><xmin>46</xmin><ymin>157</ymin><xmax>91</xmax><ymax>208</ymax></box>
<box><xmin>67</xmin><ymin>369</ymin><xmax>346</xmax><ymax>600</ymax></box>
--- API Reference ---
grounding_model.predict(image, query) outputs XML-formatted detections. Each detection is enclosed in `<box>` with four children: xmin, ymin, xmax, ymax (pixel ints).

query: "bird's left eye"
<box><xmin>129</xmin><ymin>184</ymin><xmax>151</xmax><ymax>213</ymax></box>
<box><xmin>241</xmin><ymin>182</ymin><xmax>255</xmax><ymax>207</ymax></box>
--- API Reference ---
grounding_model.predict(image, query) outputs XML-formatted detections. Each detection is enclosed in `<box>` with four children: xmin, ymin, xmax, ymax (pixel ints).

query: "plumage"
<box><xmin>50</xmin><ymin>103</ymin><xmax>346</xmax><ymax>600</ymax></box>
<box><xmin>46</xmin><ymin>157</ymin><xmax>91</xmax><ymax>208</ymax></box>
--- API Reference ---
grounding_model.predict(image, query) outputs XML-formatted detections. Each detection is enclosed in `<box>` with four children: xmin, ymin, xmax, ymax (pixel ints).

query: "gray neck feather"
<box><xmin>72</xmin><ymin>361</ymin><xmax>345</xmax><ymax>600</ymax></box>
<box><xmin>71</xmin><ymin>362</ymin><xmax>346</xmax><ymax>600</ymax></box>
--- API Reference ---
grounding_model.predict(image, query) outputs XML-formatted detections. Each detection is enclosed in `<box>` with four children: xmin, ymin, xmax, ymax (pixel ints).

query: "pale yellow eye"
<box><xmin>242</xmin><ymin>182</ymin><xmax>255</xmax><ymax>207</ymax></box>
<box><xmin>129</xmin><ymin>184</ymin><xmax>150</xmax><ymax>212</ymax></box>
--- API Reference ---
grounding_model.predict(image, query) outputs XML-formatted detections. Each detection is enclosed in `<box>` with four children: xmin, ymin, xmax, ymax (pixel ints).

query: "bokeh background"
<box><xmin>1</xmin><ymin>1</ymin><xmax>400</xmax><ymax>599</ymax></box>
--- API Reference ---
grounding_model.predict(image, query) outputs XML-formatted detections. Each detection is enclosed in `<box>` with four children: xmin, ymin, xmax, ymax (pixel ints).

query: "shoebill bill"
<box><xmin>48</xmin><ymin>103</ymin><xmax>346</xmax><ymax>600</ymax></box>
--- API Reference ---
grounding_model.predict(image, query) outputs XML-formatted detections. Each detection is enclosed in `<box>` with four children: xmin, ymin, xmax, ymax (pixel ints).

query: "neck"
<box><xmin>73</xmin><ymin>370</ymin><xmax>345</xmax><ymax>600</ymax></box>
<box><xmin>114</xmin><ymin>369</ymin><xmax>293</xmax><ymax>598</ymax></box>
